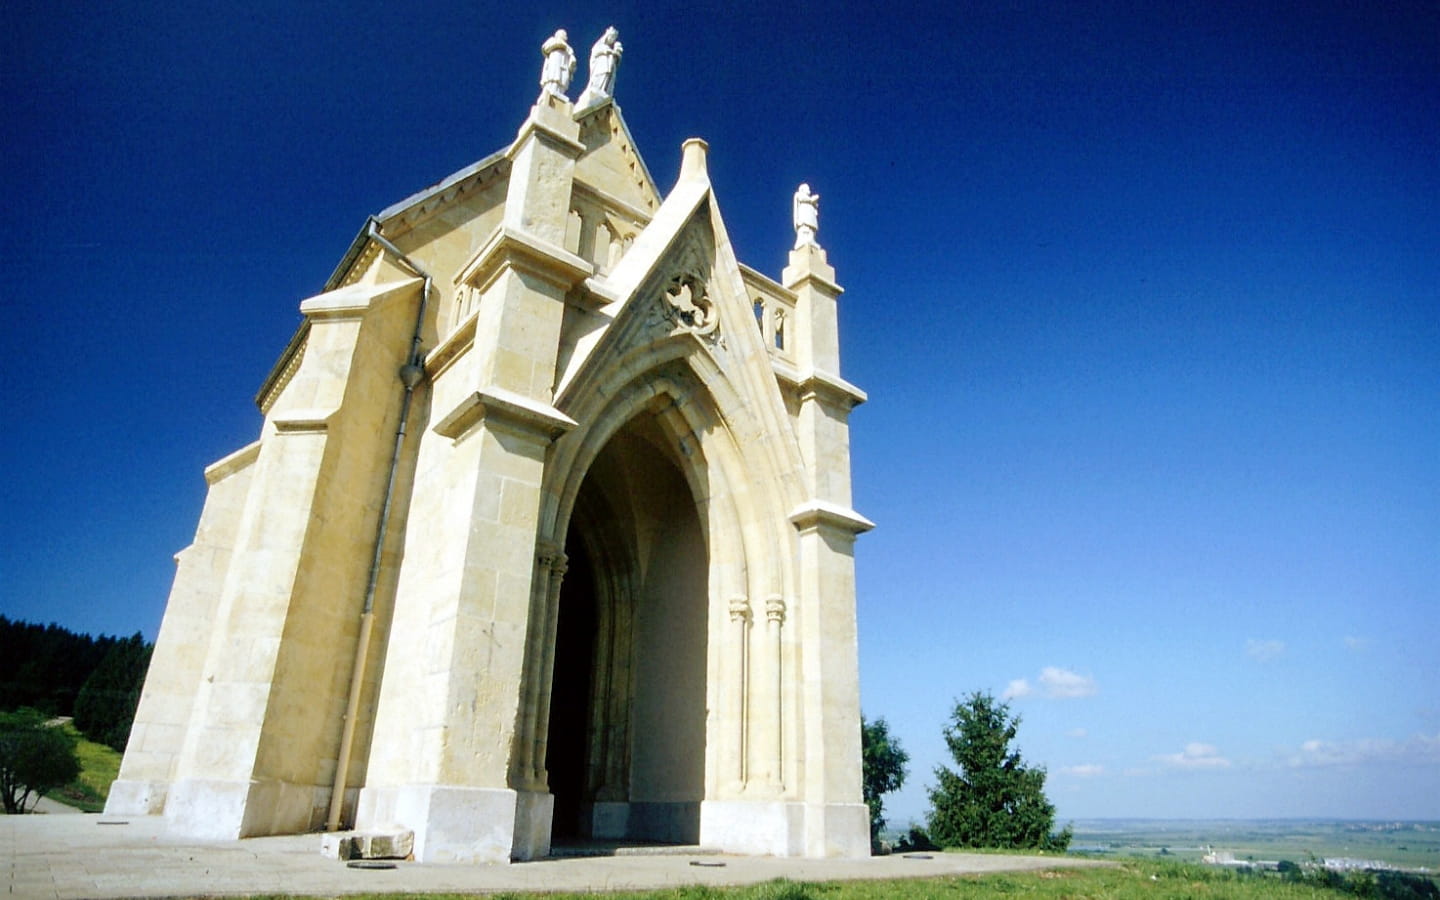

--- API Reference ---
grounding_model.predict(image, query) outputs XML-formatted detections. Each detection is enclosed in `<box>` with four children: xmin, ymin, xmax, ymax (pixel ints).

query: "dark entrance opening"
<box><xmin>545</xmin><ymin>535</ymin><xmax>596</xmax><ymax>839</ymax></box>
<box><xmin>543</xmin><ymin>411</ymin><xmax>709</xmax><ymax>847</ymax></box>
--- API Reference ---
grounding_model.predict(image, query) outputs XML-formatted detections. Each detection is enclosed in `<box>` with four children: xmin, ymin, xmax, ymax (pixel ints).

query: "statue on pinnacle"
<box><xmin>577</xmin><ymin>27</ymin><xmax>624</xmax><ymax>109</ymax></box>
<box><xmin>539</xmin><ymin>29</ymin><xmax>577</xmax><ymax>101</ymax></box>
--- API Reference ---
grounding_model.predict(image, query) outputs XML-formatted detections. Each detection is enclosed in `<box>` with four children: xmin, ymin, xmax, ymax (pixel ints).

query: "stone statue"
<box><xmin>577</xmin><ymin>27</ymin><xmax>623</xmax><ymax>108</ymax></box>
<box><xmin>793</xmin><ymin>183</ymin><xmax>819</xmax><ymax>249</ymax></box>
<box><xmin>539</xmin><ymin>29</ymin><xmax>577</xmax><ymax>101</ymax></box>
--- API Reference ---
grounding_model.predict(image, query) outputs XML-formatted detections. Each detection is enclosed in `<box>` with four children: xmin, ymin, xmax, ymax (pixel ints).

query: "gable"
<box><xmin>552</xmin><ymin>173</ymin><xmax>799</xmax><ymax>486</ymax></box>
<box><xmin>573</xmin><ymin>102</ymin><xmax>661</xmax><ymax>216</ymax></box>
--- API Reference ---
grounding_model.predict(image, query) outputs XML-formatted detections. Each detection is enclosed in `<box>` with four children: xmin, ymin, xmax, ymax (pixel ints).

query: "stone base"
<box><xmin>356</xmin><ymin>784</ymin><xmax>554</xmax><ymax>863</ymax></box>
<box><xmin>700</xmin><ymin>799</ymin><xmax>804</xmax><ymax>856</ymax></box>
<box><xmin>588</xmin><ymin>801</ymin><xmax>630</xmax><ymax>839</ymax></box>
<box><xmin>699</xmin><ymin>800</ymin><xmax>870</xmax><ymax>858</ymax></box>
<box><xmin>104</xmin><ymin>779</ymin><xmax>168</xmax><ymax>816</ymax></box>
<box><xmin>585</xmin><ymin>801</ymin><xmax>700</xmax><ymax>843</ymax></box>
<box><xmin>165</xmin><ymin>777</ymin><xmax>325</xmax><ymax>840</ymax></box>
<box><xmin>804</xmin><ymin>801</ymin><xmax>871</xmax><ymax>858</ymax></box>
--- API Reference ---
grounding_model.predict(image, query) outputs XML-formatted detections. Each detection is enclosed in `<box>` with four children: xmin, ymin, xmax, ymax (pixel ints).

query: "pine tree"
<box><xmin>926</xmin><ymin>691</ymin><xmax>1071</xmax><ymax>851</ymax></box>
<box><xmin>73</xmin><ymin>633</ymin><xmax>152</xmax><ymax>751</ymax></box>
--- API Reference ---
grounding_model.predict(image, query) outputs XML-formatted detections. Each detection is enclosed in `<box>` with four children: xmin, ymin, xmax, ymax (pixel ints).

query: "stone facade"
<box><xmin>107</xmin><ymin>28</ymin><xmax>873</xmax><ymax>863</ymax></box>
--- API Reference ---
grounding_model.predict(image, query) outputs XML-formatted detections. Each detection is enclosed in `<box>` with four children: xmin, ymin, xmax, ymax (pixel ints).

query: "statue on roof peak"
<box><xmin>539</xmin><ymin>29</ymin><xmax>577</xmax><ymax>101</ymax></box>
<box><xmin>793</xmin><ymin>183</ymin><xmax>820</xmax><ymax>249</ymax></box>
<box><xmin>577</xmin><ymin>27</ymin><xmax>623</xmax><ymax>109</ymax></box>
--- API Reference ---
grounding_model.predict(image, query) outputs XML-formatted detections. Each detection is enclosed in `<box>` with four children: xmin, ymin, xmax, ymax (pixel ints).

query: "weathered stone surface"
<box><xmin>109</xmin><ymin>22</ymin><xmax>871</xmax><ymax>863</ymax></box>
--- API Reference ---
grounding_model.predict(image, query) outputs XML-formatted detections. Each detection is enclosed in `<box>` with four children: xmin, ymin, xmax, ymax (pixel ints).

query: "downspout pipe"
<box><xmin>326</xmin><ymin>218</ymin><xmax>431</xmax><ymax>832</ymax></box>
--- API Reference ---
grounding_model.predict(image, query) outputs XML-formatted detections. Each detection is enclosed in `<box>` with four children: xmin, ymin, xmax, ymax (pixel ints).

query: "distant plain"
<box><xmin>1068</xmin><ymin>819</ymin><xmax>1440</xmax><ymax>871</ymax></box>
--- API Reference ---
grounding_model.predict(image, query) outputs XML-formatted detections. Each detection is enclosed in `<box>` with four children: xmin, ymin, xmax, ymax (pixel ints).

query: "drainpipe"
<box><xmin>326</xmin><ymin>219</ymin><xmax>431</xmax><ymax>832</ymax></box>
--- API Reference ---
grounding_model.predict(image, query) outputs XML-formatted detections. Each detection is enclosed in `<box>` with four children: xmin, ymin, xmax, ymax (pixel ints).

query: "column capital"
<box><xmin>764</xmin><ymin>595</ymin><xmax>786</xmax><ymax>624</ymax></box>
<box><xmin>728</xmin><ymin>596</ymin><xmax>752</xmax><ymax>623</ymax></box>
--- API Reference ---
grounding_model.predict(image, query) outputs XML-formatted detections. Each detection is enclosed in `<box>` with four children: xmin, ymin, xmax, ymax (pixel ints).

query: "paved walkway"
<box><xmin>3</xmin><ymin>814</ymin><xmax>1104</xmax><ymax>899</ymax></box>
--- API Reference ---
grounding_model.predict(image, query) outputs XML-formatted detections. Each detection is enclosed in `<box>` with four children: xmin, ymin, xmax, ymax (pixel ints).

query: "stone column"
<box><xmin>528</xmin><ymin>547</ymin><xmax>569</xmax><ymax>787</ymax></box>
<box><xmin>783</xmin><ymin>228</ymin><xmax>873</xmax><ymax>858</ymax></box>
<box><xmin>354</xmin><ymin>95</ymin><xmax>593</xmax><ymax>864</ymax></box>
<box><xmin>760</xmin><ymin>594</ymin><xmax>786</xmax><ymax>792</ymax></box>
<box><xmin>726</xmin><ymin>596</ymin><xmax>751</xmax><ymax>792</ymax></box>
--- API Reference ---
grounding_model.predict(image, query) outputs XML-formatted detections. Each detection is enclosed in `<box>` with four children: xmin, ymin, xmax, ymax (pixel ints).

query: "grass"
<box><xmin>43</xmin><ymin>722</ymin><xmax>122</xmax><ymax>813</ymax></box>
<box><xmin>233</xmin><ymin>859</ymin><xmax>1440</xmax><ymax>900</ymax></box>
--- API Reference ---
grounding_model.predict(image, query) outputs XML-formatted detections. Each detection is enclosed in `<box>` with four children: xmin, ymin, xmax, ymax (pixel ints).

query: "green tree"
<box><xmin>73</xmin><ymin>632</ymin><xmax>152</xmax><ymax>751</ymax></box>
<box><xmin>0</xmin><ymin>709</ymin><xmax>81</xmax><ymax>814</ymax></box>
<box><xmin>861</xmin><ymin>715</ymin><xmax>909</xmax><ymax>842</ymax></box>
<box><xmin>925</xmin><ymin>691</ymin><xmax>1071</xmax><ymax>851</ymax></box>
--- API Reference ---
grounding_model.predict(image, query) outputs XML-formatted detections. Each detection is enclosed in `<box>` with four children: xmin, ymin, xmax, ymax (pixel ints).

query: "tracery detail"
<box><xmin>661</xmin><ymin>272</ymin><xmax>718</xmax><ymax>337</ymax></box>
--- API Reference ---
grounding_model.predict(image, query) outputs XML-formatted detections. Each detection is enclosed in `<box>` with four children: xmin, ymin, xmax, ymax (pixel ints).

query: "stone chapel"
<box><xmin>106</xmin><ymin>27</ymin><xmax>873</xmax><ymax>863</ymax></box>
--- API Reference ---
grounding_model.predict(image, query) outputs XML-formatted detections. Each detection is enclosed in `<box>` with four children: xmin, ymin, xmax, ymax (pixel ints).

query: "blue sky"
<box><xmin>3</xmin><ymin>1</ymin><xmax>1436</xmax><ymax>824</ymax></box>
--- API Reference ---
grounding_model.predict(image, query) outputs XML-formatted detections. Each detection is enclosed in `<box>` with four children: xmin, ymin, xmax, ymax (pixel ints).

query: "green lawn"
<box><xmin>238</xmin><ymin>859</ymin><xmax>1438</xmax><ymax>900</ymax></box>
<box><xmin>43</xmin><ymin>722</ymin><xmax>122</xmax><ymax>813</ymax></box>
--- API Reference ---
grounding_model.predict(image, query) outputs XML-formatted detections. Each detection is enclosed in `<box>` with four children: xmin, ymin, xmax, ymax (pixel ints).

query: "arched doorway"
<box><xmin>544</xmin><ymin>410</ymin><xmax>709</xmax><ymax>844</ymax></box>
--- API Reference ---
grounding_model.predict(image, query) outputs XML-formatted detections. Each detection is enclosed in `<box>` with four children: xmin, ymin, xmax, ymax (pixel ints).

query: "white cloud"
<box><xmin>1285</xmin><ymin>733</ymin><xmax>1440</xmax><ymax>769</ymax></box>
<box><xmin>1245</xmin><ymin>639</ymin><xmax>1286</xmax><ymax>663</ymax></box>
<box><xmin>1156</xmin><ymin>742</ymin><xmax>1231</xmax><ymax>769</ymax></box>
<box><xmin>1004</xmin><ymin>668</ymin><xmax>1097</xmax><ymax>701</ymax></box>
<box><xmin>1066</xmin><ymin>728</ymin><xmax>1088</xmax><ymax>739</ymax></box>
<box><xmin>1038</xmin><ymin>666</ymin><xmax>1098</xmax><ymax>698</ymax></box>
<box><xmin>1343</xmin><ymin>636</ymin><xmax>1372</xmax><ymax>652</ymax></box>
<box><xmin>1061</xmin><ymin>763</ymin><xmax>1105</xmax><ymax>778</ymax></box>
<box><xmin>1001</xmin><ymin>678</ymin><xmax>1032</xmax><ymax>700</ymax></box>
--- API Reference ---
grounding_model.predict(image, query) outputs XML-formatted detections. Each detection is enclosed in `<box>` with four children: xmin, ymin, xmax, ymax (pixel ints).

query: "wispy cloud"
<box><xmin>1246</xmin><ymin>639</ymin><xmax>1286</xmax><ymax>663</ymax></box>
<box><xmin>1060</xmin><ymin>763</ymin><xmax>1105</xmax><ymax>777</ymax></box>
<box><xmin>1343</xmin><ymin>636</ymin><xmax>1372</xmax><ymax>652</ymax></box>
<box><xmin>1156</xmin><ymin>742</ymin><xmax>1231</xmax><ymax>769</ymax></box>
<box><xmin>1001</xmin><ymin>678</ymin><xmax>1032</xmax><ymax>700</ymax></box>
<box><xmin>1003</xmin><ymin>667</ymin><xmax>1097</xmax><ymax>700</ymax></box>
<box><xmin>1285</xmin><ymin>733</ymin><xmax>1440</xmax><ymax>769</ymax></box>
<box><xmin>1066</xmin><ymin>727</ymin><xmax>1088</xmax><ymax>739</ymax></box>
<box><xmin>1039</xmin><ymin>666</ymin><xmax>1098</xmax><ymax>698</ymax></box>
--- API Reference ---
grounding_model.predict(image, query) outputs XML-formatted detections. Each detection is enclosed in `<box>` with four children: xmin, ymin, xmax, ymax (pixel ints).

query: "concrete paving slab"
<box><xmin>3</xmin><ymin>814</ymin><xmax>1107</xmax><ymax>899</ymax></box>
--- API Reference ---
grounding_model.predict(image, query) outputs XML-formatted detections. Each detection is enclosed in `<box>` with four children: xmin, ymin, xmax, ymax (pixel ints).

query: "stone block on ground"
<box><xmin>319</xmin><ymin>829</ymin><xmax>414</xmax><ymax>860</ymax></box>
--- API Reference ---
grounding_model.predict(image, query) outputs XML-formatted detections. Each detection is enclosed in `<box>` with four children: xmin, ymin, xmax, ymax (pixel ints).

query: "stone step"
<box><xmin>548</xmin><ymin>842</ymin><xmax>723</xmax><ymax>858</ymax></box>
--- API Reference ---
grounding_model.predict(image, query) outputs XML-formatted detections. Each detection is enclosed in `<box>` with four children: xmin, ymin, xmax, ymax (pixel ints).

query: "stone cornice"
<box><xmin>456</xmin><ymin>225</ymin><xmax>594</xmax><ymax>294</ymax></box>
<box><xmin>773</xmin><ymin>365</ymin><xmax>868</xmax><ymax>409</ymax></box>
<box><xmin>424</xmin><ymin>310</ymin><xmax>477</xmax><ymax>380</ymax></box>
<box><xmin>373</xmin><ymin>147</ymin><xmax>510</xmax><ymax>231</ymax></box>
<box><xmin>788</xmin><ymin>499</ymin><xmax>875</xmax><ymax>536</ymax></box>
<box><xmin>203</xmin><ymin>440</ymin><xmax>261</xmax><ymax>485</ymax></box>
<box><xmin>255</xmin><ymin>323</ymin><xmax>309</xmax><ymax>414</ymax></box>
<box><xmin>299</xmin><ymin>277</ymin><xmax>422</xmax><ymax>320</ymax></box>
<box><xmin>433</xmin><ymin>385</ymin><xmax>577</xmax><ymax>444</ymax></box>
<box><xmin>782</xmin><ymin>267</ymin><xmax>843</xmax><ymax>297</ymax></box>
<box><xmin>270</xmin><ymin>409</ymin><xmax>334</xmax><ymax>435</ymax></box>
